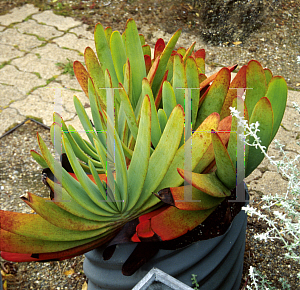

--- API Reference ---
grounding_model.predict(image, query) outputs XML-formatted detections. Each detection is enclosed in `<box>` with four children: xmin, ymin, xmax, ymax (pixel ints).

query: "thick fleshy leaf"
<box><xmin>211</xmin><ymin>129</ymin><xmax>236</xmax><ymax>190</ymax></box>
<box><xmin>126</xmin><ymin>95</ymin><xmax>151</xmax><ymax>211</ymax></box>
<box><xmin>162</xmin><ymin>81</ymin><xmax>177</xmax><ymax>119</ymax></box>
<box><xmin>196</xmin><ymin>67</ymin><xmax>231</xmax><ymax>127</ymax></box>
<box><xmin>199</xmin><ymin>64</ymin><xmax>237</xmax><ymax>89</ymax></box>
<box><xmin>220</xmin><ymin>65</ymin><xmax>247</xmax><ymax>120</ymax></box>
<box><xmin>139</xmin><ymin>33</ymin><xmax>145</xmax><ymax>46</ymax></box>
<box><xmin>124</xmin><ymin>19</ymin><xmax>147</xmax><ymax>108</ymax></box>
<box><xmin>147</xmin><ymin>55</ymin><xmax>160</xmax><ymax>86</ymax></box>
<box><xmin>73</xmin><ymin>61</ymin><xmax>89</xmax><ymax>97</ymax></box>
<box><xmin>21</xmin><ymin>193</ymin><xmax>115</xmax><ymax>231</ymax></box>
<box><xmin>154</xmin><ymin>69</ymin><xmax>168</xmax><ymax>110</ymax></box>
<box><xmin>157</xmin><ymin>112</ymin><xmax>220</xmax><ymax>190</ymax></box>
<box><xmin>94</xmin><ymin>23</ymin><xmax>118</xmax><ymax>88</ymax></box>
<box><xmin>137</xmin><ymin>206</ymin><xmax>217</xmax><ymax>241</ymax></box>
<box><xmin>0</xmin><ymin>229</ymin><xmax>100</xmax><ymax>254</ymax></box>
<box><xmin>152</xmin><ymin>28</ymin><xmax>181</xmax><ymax>96</ymax></box>
<box><xmin>144</xmin><ymin>55</ymin><xmax>152</xmax><ymax>74</ymax></box>
<box><xmin>84</xmin><ymin>47</ymin><xmax>106</xmax><ymax>108</ymax></box>
<box><xmin>142</xmin><ymin>44</ymin><xmax>151</xmax><ymax>57</ymax></box>
<box><xmin>30</xmin><ymin>150</ymin><xmax>48</xmax><ymax>168</ymax></box>
<box><xmin>246</xmin><ymin>97</ymin><xmax>273</xmax><ymax>176</ymax></box>
<box><xmin>265</xmin><ymin>76</ymin><xmax>287</xmax><ymax>140</ymax></box>
<box><xmin>157</xmin><ymin>109</ymin><xmax>167</xmax><ymax>133</ymax></box>
<box><xmin>173</xmin><ymin>54</ymin><xmax>186</xmax><ymax>107</ymax></box>
<box><xmin>177</xmin><ymin>169</ymin><xmax>231</xmax><ymax>197</ymax></box>
<box><xmin>182</xmin><ymin>42</ymin><xmax>196</xmax><ymax>62</ymax></box>
<box><xmin>185</xmin><ymin>56</ymin><xmax>200</xmax><ymax>126</ymax></box>
<box><xmin>154</xmin><ymin>38</ymin><xmax>165</xmax><ymax>59</ymax></box>
<box><xmin>0</xmin><ymin>210</ymin><xmax>113</xmax><ymax>241</ymax></box>
<box><xmin>141</xmin><ymin>78</ymin><xmax>161</xmax><ymax>148</ymax></box>
<box><xmin>177</xmin><ymin>47</ymin><xmax>186</xmax><ymax>57</ymax></box>
<box><xmin>155</xmin><ymin>185</ymin><xmax>224</xmax><ymax>210</ymax></box>
<box><xmin>62</xmin><ymin>132</ymin><xmax>118</xmax><ymax>214</ymax></box>
<box><xmin>38</xmin><ymin>133</ymin><xmax>111</xmax><ymax>216</ymax></box>
<box><xmin>245</xmin><ymin>60</ymin><xmax>268</xmax><ymax>118</ymax></box>
<box><xmin>132</xmin><ymin>105</ymin><xmax>184</xmax><ymax>211</ymax></box>
<box><xmin>111</xmin><ymin>31</ymin><xmax>127</xmax><ymax>83</ymax></box>
<box><xmin>264</xmin><ymin>68</ymin><xmax>273</xmax><ymax>85</ymax></box>
<box><xmin>119</xmin><ymin>84</ymin><xmax>138</xmax><ymax>140</ymax></box>
<box><xmin>193</xmin><ymin>115</ymin><xmax>232</xmax><ymax>174</ymax></box>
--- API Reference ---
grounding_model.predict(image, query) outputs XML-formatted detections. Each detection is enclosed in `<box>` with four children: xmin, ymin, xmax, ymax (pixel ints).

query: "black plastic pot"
<box><xmin>84</xmin><ymin>187</ymin><xmax>249</xmax><ymax>290</ymax></box>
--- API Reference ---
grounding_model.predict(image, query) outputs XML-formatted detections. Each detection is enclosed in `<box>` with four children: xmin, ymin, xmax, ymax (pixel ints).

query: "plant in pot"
<box><xmin>0</xmin><ymin>19</ymin><xmax>287</xmax><ymax>290</ymax></box>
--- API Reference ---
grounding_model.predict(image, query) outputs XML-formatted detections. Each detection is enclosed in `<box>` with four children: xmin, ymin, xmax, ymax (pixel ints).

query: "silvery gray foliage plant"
<box><xmin>230</xmin><ymin>102</ymin><xmax>300</xmax><ymax>289</ymax></box>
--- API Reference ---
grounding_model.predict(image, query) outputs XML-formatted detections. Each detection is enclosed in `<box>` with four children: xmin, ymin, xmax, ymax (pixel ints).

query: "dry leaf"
<box><xmin>82</xmin><ymin>281</ymin><xmax>88</xmax><ymax>290</ymax></box>
<box><xmin>63</xmin><ymin>268</ymin><xmax>75</xmax><ymax>276</ymax></box>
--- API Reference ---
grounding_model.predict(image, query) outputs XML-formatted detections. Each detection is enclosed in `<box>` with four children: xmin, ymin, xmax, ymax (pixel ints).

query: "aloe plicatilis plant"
<box><xmin>0</xmin><ymin>19</ymin><xmax>287</xmax><ymax>267</ymax></box>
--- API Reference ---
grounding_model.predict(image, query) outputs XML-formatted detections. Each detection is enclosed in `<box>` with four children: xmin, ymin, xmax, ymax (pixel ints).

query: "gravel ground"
<box><xmin>1</xmin><ymin>1</ymin><xmax>300</xmax><ymax>289</ymax></box>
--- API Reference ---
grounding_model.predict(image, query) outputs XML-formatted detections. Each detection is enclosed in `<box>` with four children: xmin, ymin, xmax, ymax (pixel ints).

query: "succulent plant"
<box><xmin>0</xmin><ymin>19</ymin><xmax>287</xmax><ymax>270</ymax></box>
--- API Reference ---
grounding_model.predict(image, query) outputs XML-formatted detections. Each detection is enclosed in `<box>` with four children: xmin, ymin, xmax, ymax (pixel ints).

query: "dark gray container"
<box><xmin>84</xmin><ymin>191</ymin><xmax>248</xmax><ymax>290</ymax></box>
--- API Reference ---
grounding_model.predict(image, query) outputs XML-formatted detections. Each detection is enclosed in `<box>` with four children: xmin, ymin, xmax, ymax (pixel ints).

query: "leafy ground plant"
<box><xmin>230</xmin><ymin>102</ymin><xmax>300</xmax><ymax>289</ymax></box>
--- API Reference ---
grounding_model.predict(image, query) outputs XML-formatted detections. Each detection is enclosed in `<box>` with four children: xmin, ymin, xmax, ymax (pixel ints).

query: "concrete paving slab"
<box><xmin>281</xmin><ymin>105</ymin><xmax>300</xmax><ymax>132</ymax></box>
<box><xmin>0</xmin><ymin>28</ymin><xmax>43</xmax><ymax>51</ymax></box>
<box><xmin>0</xmin><ymin>83</ymin><xmax>25</xmax><ymax>109</ymax></box>
<box><xmin>56</xmin><ymin>74</ymin><xmax>84</xmax><ymax>92</ymax></box>
<box><xmin>0</xmin><ymin>4</ymin><xmax>39</xmax><ymax>26</ymax></box>
<box><xmin>31</xmin><ymin>43</ymin><xmax>84</xmax><ymax>64</ymax></box>
<box><xmin>32</xmin><ymin>82</ymin><xmax>88</xmax><ymax>114</ymax></box>
<box><xmin>0</xmin><ymin>65</ymin><xmax>46</xmax><ymax>94</ymax></box>
<box><xmin>9</xmin><ymin>93</ymin><xmax>74</xmax><ymax>126</ymax></box>
<box><xmin>69</xmin><ymin>24</ymin><xmax>95</xmax><ymax>40</ymax></box>
<box><xmin>11</xmin><ymin>53</ymin><xmax>61</xmax><ymax>79</ymax></box>
<box><xmin>0</xmin><ymin>43</ymin><xmax>25</xmax><ymax>63</ymax></box>
<box><xmin>32</xmin><ymin>10</ymin><xmax>81</xmax><ymax>31</ymax></box>
<box><xmin>0</xmin><ymin>107</ymin><xmax>26</xmax><ymax>136</ymax></box>
<box><xmin>14</xmin><ymin>19</ymin><xmax>64</xmax><ymax>40</ymax></box>
<box><xmin>286</xmin><ymin>90</ymin><xmax>300</xmax><ymax>108</ymax></box>
<box><xmin>53</xmin><ymin>32</ymin><xmax>96</xmax><ymax>53</ymax></box>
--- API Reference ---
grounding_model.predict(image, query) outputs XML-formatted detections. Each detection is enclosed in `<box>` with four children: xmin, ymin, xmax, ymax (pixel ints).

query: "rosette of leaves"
<box><xmin>0</xmin><ymin>19</ymin><xmax>287</xmax><ymax>270</ymax></box>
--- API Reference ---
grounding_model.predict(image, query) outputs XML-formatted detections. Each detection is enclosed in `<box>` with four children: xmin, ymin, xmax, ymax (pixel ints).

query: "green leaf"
<box><xmin>196</xmin><ymin>67</ymin><xmax>230</xmax><ymax>127</ymax></box>
<box><xmin>142</xmin><ymin>78</ymin><xmax>161</xmax><ymax>148</ymax></box>
<box><xmin>245</xmin><ymin>60</ymin><xmax>268</xmax><ymax>118</ymax></box>
<box><xmin>110</xmin><ymin>31</ymin><xmax>127</xmax><ymax>83</ymax></box>
<box><xmin>177</xmin><ymin>169</ymin><xmax>231</xmax><ymax>197</ymax></box>
<box><xmin>185</xmin><ymin>57</ymin><xmax>200</xmax><ymax>126</ymax></box>
<box><xmin>211</xmin><ymin>130</ymin><xmax>236</xmax><ymax>190</ymax></box>
<box><xmin>118</xmin><ymin>85</ymin><xmax>138</xmax><ymax>140</ymax></box>
<box><xmin>162</xmin><ymin>81</ymin><xmax>177</xmax><ymax>119</ymax></box>
<box><xmin>246</xmin><ymin>97</ymin><xmax>273</xmax><ymax>176</ymax></box>
<box><xmin>84</xmin><ymin>47</ymin><xmax>106</xmax><ymax>109</ymax></box>
<box><xmin>152</xmin><ymin>28</ymin><xmax>182</xmax><ymax>96</ymax></box>
<box><xmin>265</xmin><ymin>76</ymin><xmax>287</xmax><ymax>141</ymax></box>
<box><xmin>62</xmin><ymin>132</ymin><xmax>117</xmax><ymax>214</ymax></box>
<box><xmin>30</xmin><ymin>150</ymin><xmax>48</xmax><ymax>168</ymax></box>
<box><xmin>173</xmin><ymin>54</ymin><xmax>186</xmax><ymax>107</ymax></box>
<box><xmin>157</xmin><ymin>112</ymin><xmax>220</xmax><ymax>191</ymax></box>
<box><xmin>157</xmin><ymin>109</ymin><xmax>167</xmax><ymax>133</ymax></box>
<box><xmin>133</xmin><ymin>105</ymin><xmax>184</xmax><ymax>211</ymax></box>
<box><xmin>94</xmin><ymin>23</ymin><xmax>118</xmax><ymax>88</ymax></box>
<box><xmin>125</xmin><ymin>95</ymin><xmax>151</xmax><ymax>211</ymax></box>
<box><xmin>142</xmin><ymin>44</ymin><xmax>151</xmax><ymax>57</ymax></box>
<box><xmin>124</xmin><ymin>19</ymin><xmax>147</xmax><ymax>108</ymax></box>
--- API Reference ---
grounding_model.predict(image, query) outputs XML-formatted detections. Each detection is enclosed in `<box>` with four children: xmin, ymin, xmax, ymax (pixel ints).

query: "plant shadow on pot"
<box><xmin>84</xmin><ymin>185</ymin><xmax>249</xmax><ymax>290</ymax></box>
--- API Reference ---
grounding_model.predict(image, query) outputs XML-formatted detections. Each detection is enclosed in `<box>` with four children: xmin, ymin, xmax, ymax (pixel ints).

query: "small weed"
<box><xmin>25</xmin><ymin>115</ymin><xmax>43</xmax><ymax>123</ymax></box>
<box><xmin>32</xmin><ymin>72</ymin><xmax>42</xmax><ymax>79</ymax></box>
<box><xmin>55</xmin><ymin>58</ymin><xmax>74</xmax><ymax>76</ymax></box>
<box><xmin>191</xmin><ymin>274</ymin><xmax>200</xmax><ymax>290</ymax></box>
